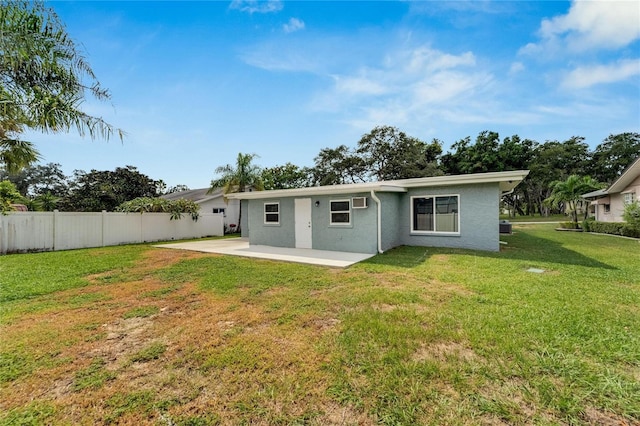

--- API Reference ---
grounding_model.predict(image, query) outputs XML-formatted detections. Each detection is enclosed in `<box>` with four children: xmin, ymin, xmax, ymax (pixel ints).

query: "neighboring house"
<box><xmin>162</xmin><ymin>188</ymin><xmax>240</xmax><ymax>230</ymax></box>
<box><xmin>226</xmin><ymin>170</ymin><xmax>529</xmax><ymax>254</ymax></box>
<box><xmin>583</xmin><ymin>156</ymin><xmax>640</xmax><ymax>222</ymax></box>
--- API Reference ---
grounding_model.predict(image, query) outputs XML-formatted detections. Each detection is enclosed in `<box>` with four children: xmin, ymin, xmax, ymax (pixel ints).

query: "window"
<box><xmin>623</xmin><ymin>192</ymin><xmax>636</xmax><ymax>205</ymax></box>
<box><xmin>330</xmin><ymin>199</ymin><xmax>351</xmax><ymax>225</ymax></box>
<box><xmin>264</xmin><ymin>202</ymin><xmax>279</xmax><ymax>224</ymax></box>
<box><xmin>212</xmin><ymin>208</ymin><xmax>226</xmax><ymax>216</ymax></box>
<box><xmin>411</xmin><ymin>195</ymin><xmax>459</xmax><ymax>233</ymax></box>
<box><xmin>604</xmin><ymin>204</ymin><xmax>611</xmax><ymax>213</ymax></box>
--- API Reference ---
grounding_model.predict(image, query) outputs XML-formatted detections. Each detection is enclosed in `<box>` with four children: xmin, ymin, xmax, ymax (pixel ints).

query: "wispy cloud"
<box><xmin>229</xmin><ymin>0</ymin><xmax>283</xmax><ymax>14</ymax></box>
<box><xmin>561</xmin><ymin>59</ymin><xmax>640</xmax><ymax>89</ymax></box>
<box><xmin>310</xmin><ymin>45</ymin><xmax>499</xmax><ymax>130</ymax></box>
<box><xmin>283</xmin><ymin>17</ymin><xmax>304</xmax><ymax>34</ymax></box>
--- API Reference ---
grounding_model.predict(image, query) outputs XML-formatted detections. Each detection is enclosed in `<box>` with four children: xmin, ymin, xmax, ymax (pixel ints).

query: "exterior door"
<box><xmin>294</xmin><ymin>198</ymin><xmax>312</xmax><ymax>249</ymax></box>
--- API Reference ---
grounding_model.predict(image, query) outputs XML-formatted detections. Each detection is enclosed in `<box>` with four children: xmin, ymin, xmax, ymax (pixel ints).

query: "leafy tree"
<box><xmin>210</xmin><ymin>153</ymin><xmax>264</xmax><ymax>233</ymax></box>
<box><xmin>62</xmin><ymin>166</ymin><xmax>160</xmax><ymax>212</ymax></box>
<box><xmin>311</xmin><ymin>145</ymin><xmax>366</xmax><ymax>185</ymax></box>
<box><xmin>0</xmin><ymin>1</ymin><xmax>123</xmax><ymax>173</ymax></box>
<box><xmin>544</xmin><ymin>175</ymin><xmax>602</xmax><ymax>223</ymax></box>
<box><xmin>0</xmin><ymin>162</ymin><xmax>69</xmax><ymax>197</ymax></box>
<box><xmin>589</xmin><ymin>133</ymin><xmax>640</xmax><ymax>184</ymax></box>
<box><xmin>261</xmin><ymin>163</ymin><xmax>312</xmax><ymax>190</ymax></box>
<box><xmin>0</xmin><ymin>180</ymin><xmax>25</xmax><ymax>213</ymax></box>
<box><xmin>525</xmin><ymin>137</ymin><xmax>590</xmax><ymax>216</ymax></box>
<box><xmin>356</xmin><ymin>126</ymin><xmax>442</xmax><ymax>180</ymax></box>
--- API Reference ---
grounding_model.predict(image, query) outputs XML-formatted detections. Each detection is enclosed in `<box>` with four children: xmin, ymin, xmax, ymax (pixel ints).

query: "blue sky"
<box><xmin>28</xmin><ymin>0</ymin><xmax>640</xmax><ymax>189</ymax></box>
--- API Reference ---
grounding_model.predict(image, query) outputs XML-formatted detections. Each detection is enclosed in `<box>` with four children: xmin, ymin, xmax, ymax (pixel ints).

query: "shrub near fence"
<box><xmin>0</xmin><ymin>210</ymin><xmax>224</xmax><ymax>254</ymax></box>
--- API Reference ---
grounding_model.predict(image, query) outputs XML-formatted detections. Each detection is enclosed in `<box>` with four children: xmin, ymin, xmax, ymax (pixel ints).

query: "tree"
<box><xmin>209</xmin><ymin>153</ymin><xmax>264</xmax><ymax>233</ymax></box>
<box><xmin>544</xmin><ymin>175</ymin><xmax>602</xmax><ymax>224</ymax></box>
<box><xmin>62</xmin><ymin>166</ymin><xmax>160</xmax><ymax>212</ymax></box>
<box><xmin>0</xmin><ymin>162</ymin><xmax>68</xmax><ymax>197</ymax></box>
<box><xmin>311</xmin><ymin>145</ymin><xmax>366</xmax><ymax>186</ymax></box>
<box><xmin>0</xmin><ymin>1</ymin><xmax>123</xmax><ymax>173</ymax></box>
<box><xmin>589</xmin><ymin>133</ymin><xmax>640</xmax><ymax>184</ymax></box>
<box><xmin>261</xmin><ymin>163</ymin><xmax>312</xmax><ymax>190</ymax></box>
<box><xmin>356</xmin><ymin>126</ymin><xmax>442</xmax><ymax>180</ymax></box>
<box><xmin>0</xmin><ymin>180</ymin><xmax>25</xmax><ymax>213</ymax></box>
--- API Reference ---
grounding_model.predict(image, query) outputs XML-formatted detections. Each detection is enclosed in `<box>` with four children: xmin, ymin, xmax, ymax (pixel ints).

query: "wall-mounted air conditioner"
<box><xmin>352</xmin><ymin>197</ymin><xmax>368</xmax><ymax>209</ymax></box>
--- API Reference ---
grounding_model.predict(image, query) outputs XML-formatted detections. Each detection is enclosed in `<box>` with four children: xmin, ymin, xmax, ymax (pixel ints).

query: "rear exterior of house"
<box><xmin>229</xmin><ymin>171</ymin><xmax>528</xmax><ymax>254</ymax></box>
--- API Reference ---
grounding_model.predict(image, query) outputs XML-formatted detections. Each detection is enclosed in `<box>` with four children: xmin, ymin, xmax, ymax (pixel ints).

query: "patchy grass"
<box><xmin>0</xmin><ymin>226</ymin><xmax>638</xmax><ymax>425</ymax></box>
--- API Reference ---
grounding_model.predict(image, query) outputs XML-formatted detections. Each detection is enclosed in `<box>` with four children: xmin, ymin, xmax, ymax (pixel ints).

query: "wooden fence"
<box><xmin>0</xmin><ymin>210</ymin><xmax>224</xmax><ymax>254</ymax></box>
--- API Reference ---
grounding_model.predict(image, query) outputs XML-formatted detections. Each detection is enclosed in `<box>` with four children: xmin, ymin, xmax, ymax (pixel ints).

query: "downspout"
<box><xmin>370</xmin><ymin>190</ymin><xmax>384</xmax><ymax>254</ymax></box>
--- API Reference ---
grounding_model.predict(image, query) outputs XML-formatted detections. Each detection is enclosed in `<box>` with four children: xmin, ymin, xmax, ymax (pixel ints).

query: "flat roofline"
<box><xmin>227</xmin><ymin>170</ymin><xmax>530</xmax><ymax>200</ymax></box>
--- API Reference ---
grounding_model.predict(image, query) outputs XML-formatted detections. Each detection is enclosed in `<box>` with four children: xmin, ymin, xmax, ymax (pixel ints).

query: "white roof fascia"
<box><xmin>390</xmin><ymin>170</ymin><xmax>529</xmax><ymax>192</ymax></box>
<box><xmin>226</xmin><ymin>183</ymin><xmax>406</xmax><ymax>200</ymax></box>
<box><xmin>608</xmin><ymin>157</ymin><xmax>640</xmax><ymax>194</ymax></box>
<box><xmin>226</xmin><ymin>170</ymin><xmax>529</xmax><ymax>200</ymax></box>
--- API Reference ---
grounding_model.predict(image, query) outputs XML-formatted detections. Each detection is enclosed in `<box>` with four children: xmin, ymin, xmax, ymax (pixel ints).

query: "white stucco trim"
<box><xmin>226</xmin><ymin>170</ymin><xmax>530</xmax><ymax>200</ymax></box>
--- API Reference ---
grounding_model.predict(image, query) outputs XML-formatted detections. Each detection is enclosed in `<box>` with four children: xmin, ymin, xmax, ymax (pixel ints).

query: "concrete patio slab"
<box><xmin>154</xmin><ymin>238</ymin><xmax>375</xmax><ymax>268</ymax></box>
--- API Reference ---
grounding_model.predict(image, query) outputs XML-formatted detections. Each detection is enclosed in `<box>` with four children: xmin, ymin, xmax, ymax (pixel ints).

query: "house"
<box><xmin>162</xmin><ymin>188</ymin><xmax>240</xmax><ymax>231</ymax></box>
<box><xmin>583</xmin><ymin>156</ymin><xmax>640</xmax><ymax>222</ymax></box>
<box><xmin>226</xmin><ymin>170</ymin><xmax>529</xmax><ymax>254</ymax></box>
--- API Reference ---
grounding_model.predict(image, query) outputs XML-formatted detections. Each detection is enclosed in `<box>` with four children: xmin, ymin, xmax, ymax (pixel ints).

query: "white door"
<box><xmin>294</xmin><ymin>198</ymin><xmax>312</xmax><ymax>249</ymax></box>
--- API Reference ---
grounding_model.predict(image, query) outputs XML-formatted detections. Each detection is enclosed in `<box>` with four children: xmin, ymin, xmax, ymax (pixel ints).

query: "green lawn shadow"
<box><xmin>361</xmin><ymin>229</ymin><xmax>616</xmax><ymax>270</ymax></box>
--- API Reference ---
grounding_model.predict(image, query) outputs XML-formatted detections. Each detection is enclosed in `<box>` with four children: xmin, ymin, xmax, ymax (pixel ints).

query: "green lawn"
<box><xmin>0</xmin><ymin>225</ymin><xmax>638</xmax><ymax>425</ymax></box>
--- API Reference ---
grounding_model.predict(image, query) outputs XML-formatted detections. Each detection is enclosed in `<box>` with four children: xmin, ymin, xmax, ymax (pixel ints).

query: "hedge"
<box><xmin>583</xmin><ymin>220</ymin><xmax>640</xmax><ymax>239</ymax></box>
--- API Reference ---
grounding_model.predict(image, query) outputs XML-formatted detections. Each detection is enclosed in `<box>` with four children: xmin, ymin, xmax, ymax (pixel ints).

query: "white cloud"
<box><xmin>311</xmin><ymin>46</ymin><xmax>495</xmax><ymax>129</ymax></box>
<box><xmin>561</xmin><ymin>58</ymin><xmax>640</xmax><ymax>89</ymax></box>
<box><xmin>283</xmin><ymin>17</ymin><xmax>305</xmax><ymax>34</ymax></box>
<box><xmin>229</xmin><ymin>0</ymin><xmax>283</xmax><ymax>14</ymax></box>
<box><xmin>534</xmin><ymin>0</ymin><xmax>640</xmax><ymax>52</ymax></box>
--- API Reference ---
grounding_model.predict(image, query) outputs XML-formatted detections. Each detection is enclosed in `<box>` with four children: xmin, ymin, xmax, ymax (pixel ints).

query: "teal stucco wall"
<box><xmin>399</xmin><ymin>182</ymin><xmax>500</xmax><ymax>252</ymax></box>
<box><xmin>243</xmin><ymin>182</ymin><xmax>502</xmax><ymax>253</ymax></box>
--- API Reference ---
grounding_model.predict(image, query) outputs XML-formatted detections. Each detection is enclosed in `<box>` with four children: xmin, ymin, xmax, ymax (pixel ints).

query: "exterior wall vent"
<box><xmin>352</xmin><ymin>197</ymin><xmax>368</xmax><ymax>209</ymax></box>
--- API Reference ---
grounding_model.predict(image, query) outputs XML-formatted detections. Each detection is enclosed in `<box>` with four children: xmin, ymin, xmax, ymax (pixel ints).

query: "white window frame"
<box><xmin>623</xmin><ymin>192</ymin><xmax>636</xmax><ymax>205</ymax></box>
<box><xmin>212</xmin><ymin>207</ymin><xmax>226</xmax><ymax>217</ymax></box>
<box><xmin>264</xmin><ymin>202</ymin><xmax>280</xmax><ymax>225</ymax></box>
<box><xmin>330</xmin><ymin>199</ymin><xmax>351</xmax><ymax>226</ymax></box>
<box><xmin>410</xmin><ymin>194</ymin><xmax>460</xmax><ymax>235</ymax></box>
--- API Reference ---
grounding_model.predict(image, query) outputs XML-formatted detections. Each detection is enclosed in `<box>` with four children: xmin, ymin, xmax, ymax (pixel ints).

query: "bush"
<box><xmin>116</xmin><ymin>197</ymin><xmax>200</xmax><ymax>221</ymax></box>
<box><xmin>588</xmin><ymin>221</ymin><xmax>640</xmax><ymax>238</ymax></box>
<box><xmin>623</xmin><ymin>201</ymin><xmax>640</xmax><ymax>230</ymax></box>
<box><xmin>559</xmin><ymin>221</ymin><xmax>580</xmax><ymax>229</ymax></box>
<box><xmin>582</xmin><ymin>217</ymin><xmax>595</xmax><ymax>232</ymax></box>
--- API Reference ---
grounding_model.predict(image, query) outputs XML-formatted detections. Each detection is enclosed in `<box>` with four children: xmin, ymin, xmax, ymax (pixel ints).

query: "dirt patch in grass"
<box><xmin>412</xmin><ymin>341</ymin><xmax>481</xmax><ymax>364</ymax></box>
<box><xmin>1</xmin><ymin>248</ymin><xmax>372</xmax><ymax>424</ymax></box>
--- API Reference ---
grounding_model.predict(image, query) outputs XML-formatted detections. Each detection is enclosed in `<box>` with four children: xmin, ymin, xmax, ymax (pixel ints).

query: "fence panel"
<box><xmin>0</xmin><ymin>211</ymin><xmax>223</xmax><ymax>254</ymax></box>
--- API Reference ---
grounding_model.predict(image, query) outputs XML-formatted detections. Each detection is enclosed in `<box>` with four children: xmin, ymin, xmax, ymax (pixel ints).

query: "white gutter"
<box><xmin>370</xmin><ymin>190</ymin><xmax>384</xmax><ymax>254</ymax></box>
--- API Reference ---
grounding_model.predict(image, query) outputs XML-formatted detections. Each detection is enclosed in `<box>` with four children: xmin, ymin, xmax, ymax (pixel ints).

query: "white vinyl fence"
<box><xmin>0</xmin><ymin>210</ymin><xmax>224</xmax><ymax>254</ymax></box>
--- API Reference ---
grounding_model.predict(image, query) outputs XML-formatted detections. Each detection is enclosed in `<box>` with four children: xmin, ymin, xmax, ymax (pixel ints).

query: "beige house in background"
<box><xmin>162</xmin><ymin>188</ymin><xmax>240</xmax><ymax>231</ymax></box>
<box><xmin>583</xmin><ymin>157</ymin><xmax>640</xmax><ymax>222</ymax></box>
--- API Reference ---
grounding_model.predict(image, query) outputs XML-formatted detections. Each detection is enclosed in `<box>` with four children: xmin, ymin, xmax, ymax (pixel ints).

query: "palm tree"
<box><xmin>1</xmin><ymin>119</ymin><xmax>41</xmax><ymax>174</ymax></box>
<box><xmin>544</xmin><ymin>175</ymin><xmax>603</xmax><ymax>224</ymax></box>
<box><xmin>209</xmin><ymin>153</ymin><xmax>263</xmax><ymax>233</ymax></box>
<box><xmin>0</xmin><ymin>1</ymin><xmax>124</xmax><ymax>173</ymax></box>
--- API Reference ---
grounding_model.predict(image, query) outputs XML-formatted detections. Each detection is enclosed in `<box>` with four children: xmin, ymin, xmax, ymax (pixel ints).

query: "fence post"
<box><xmin>53</xmin><ymin>209</ymin><xmax>59</xmax><ymax>251</ymax></box>
<box><xmin>0</xmin><ymin>214</ymin><xmax>6</xmax><ymax>255</ymax></box>
<box><xmin>102</xmin><ymin>210</ymin><xmax>107</xmax><ymax>247</ymax></box>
